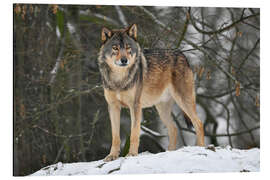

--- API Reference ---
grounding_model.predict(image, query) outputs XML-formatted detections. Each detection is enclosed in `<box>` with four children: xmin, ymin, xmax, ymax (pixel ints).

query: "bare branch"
<box><xmin>93</xmin><ymin>13</ymin><xmax>119</xmax><ymax>26</ymax></box>
<box><xmin>183</xmin><ymin>38</ymin><xmax>239</xmax><ymax>83</ymax></box>
<box><xmin>115</xmin><ymin>6</ymin><xmax>128</xmax><ymax>27</ymax></box>
<box><xmin>178</xmin><ymin>125</ymin><xmax>259</xmax><ymax>137</ymax></box>
<box><xmin>141</xmin><ymin>125</ymin><xmax>166</xmax><ymax>137</ymax></box>
<box><xmin>49</xmin><ymin>38</ymin><xmax>65</xmax><ymax>85</ymax></box>
<box><xmin>238</xmin><ymin>38</ymin><xmax>260</xmax><ymax>70</ymax></box>
<box><xmin>189</xmin><ymin>9</ymin><xmax>259</xmax><ymax>35</ymax></box>
<box><xmin>138</xmin><ymin>7</ymin><xmax>170</xmax><ymax>31</ymax></box>
<box><xmin>32</xmin><ymin>125</ymin><xmax>88</xmax><ymax>138</ymax></box>
<box><xmin>176</xmin><ymin>8</ymin><xmax>190</xmax><ymax>48</ymax></box>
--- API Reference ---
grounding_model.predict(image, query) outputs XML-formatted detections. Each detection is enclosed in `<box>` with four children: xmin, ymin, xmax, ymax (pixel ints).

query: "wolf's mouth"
<box><xmin>114</xmin><ymin>59</ymin><xmax>129</xmax><ymax>67</ymax></box>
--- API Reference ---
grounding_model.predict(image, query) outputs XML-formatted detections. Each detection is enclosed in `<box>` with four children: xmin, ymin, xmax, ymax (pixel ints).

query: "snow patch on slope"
<box><xmin>31</xmin><ymin>146</ymin><xmax>259</xmax><ymax>176</ymax></box>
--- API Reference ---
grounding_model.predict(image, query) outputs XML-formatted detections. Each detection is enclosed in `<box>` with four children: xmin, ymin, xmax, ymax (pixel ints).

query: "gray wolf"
<box><xmin>98</xmin><ymin>24</ymin><xmax>205</xmax><ymax>162</ymax></box>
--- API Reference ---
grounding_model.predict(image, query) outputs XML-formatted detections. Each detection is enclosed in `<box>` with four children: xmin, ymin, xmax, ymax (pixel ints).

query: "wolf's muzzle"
<box><xmin>115</xmin><ymin>58</ymin><xmax>129</xmax><ymax>67</ymax></box>
<box><xmin>121</xmin><ymin>58</ymin><xmax>128</xmax><ymax>64</ymax></box>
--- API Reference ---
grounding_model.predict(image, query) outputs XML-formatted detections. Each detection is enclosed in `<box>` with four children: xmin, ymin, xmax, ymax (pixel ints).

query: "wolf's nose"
<box><xmin>121</xmin><ymin>58</ymin><xmax>128</xmax><ymax>64</ymax></box>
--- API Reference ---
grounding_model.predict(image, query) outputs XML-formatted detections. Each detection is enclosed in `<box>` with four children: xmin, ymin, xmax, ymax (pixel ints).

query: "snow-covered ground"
<box><xmin>31</xmin><ymin>146</ymin><xmax>259</xmax><ymax>176</ymax></box>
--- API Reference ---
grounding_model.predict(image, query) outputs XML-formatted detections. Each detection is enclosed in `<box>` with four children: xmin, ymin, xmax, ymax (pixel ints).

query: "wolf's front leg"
<box><xmin>104</xmin><ymin>103</ymin><xmax>121</xmax><ymax>162</ymax></box>
<box><xmin>127</xmin><ymin>104</ymin><xmax>142</xmax><ymax>156</ymax></box>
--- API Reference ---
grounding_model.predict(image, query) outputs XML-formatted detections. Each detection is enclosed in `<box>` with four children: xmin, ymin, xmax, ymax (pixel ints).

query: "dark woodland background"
<box><xmin>13</xmin><ymin>4</ymin><xmax>260</xmax><ymax>176</ymax></box>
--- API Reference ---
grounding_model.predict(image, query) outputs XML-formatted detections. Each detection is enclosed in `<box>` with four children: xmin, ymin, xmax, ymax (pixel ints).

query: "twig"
<box><xmin>242</xmin><ymin>21</ymin><xmax>260</xmax><ymax>30</ymax></box>
<box><xmin>176</xmin><ymin>8</ymin><xmax>190</xmax><ymax>48</ymax></box>
<box><xmin>53</xmin><ymin>139</ymin><xmax>68</xmax><ymax>164</ymax></box>
<box><xmin>238</xmin><ymin>38</ymin><xmax>260</xmax><ymax>71</ymax></box>
<box><xmin>230</xmin><ymin>93</ymin><xmax>256</xmax><ymax>145</ymax></box>
<box><xmin>183</xmin><ymin>38</ymin><xmax>240</xmax><ymax>84</ymax></box>
<box><xmin>93</xmin><ymin>13</ymin><xmax>119</xmax><ymax>26</ymax></box>
<box><xmin>26</xmin><ymin>86</ymin><xmax>102</xmax><ymax>120</ymax></box>
<box><xmin>198</xmin><ymin>83</ymin><xmax>253</xmax><ymax>99</ymax></box>
<box><xmin>85</xmin><ymin>109</ymin><xmax>100</xmax><ymax>146</ymax></box>
<box><xmin>141</xmin><ymin>125</ymin><xmax>166</xmax><ymax>137</ymax></box>
<box><xmin>32</xmin><ymin>125</ymin><xmax>88</xmax><ymax>138</ymax></box>
<box><xmin>178</xmin><ymin>125</ymin><xmax>259</xmax><ymax>137</ymax></box>
<box><xmin>138</xmin><ymin>6</ymin><xmax>170</xmax><ymax>31</ymax></box>
<box><xmin>189</xmin><ymin>9</ymin><xmax>259</xmax><ymax>35</ymax></box>
<box><xmin>49</xmin><ymin>38</ymin><xmax>65</xmax><ymax>85</ymax></box>
<box><xmin>197</xmin><ymin>99</ymin><xmax>218</xmax><ymax>146</ymax></box>
<box><xmin>211</xmin><ymin>98</ymin><xmax>233</xmax><ymax>147</ymax></box>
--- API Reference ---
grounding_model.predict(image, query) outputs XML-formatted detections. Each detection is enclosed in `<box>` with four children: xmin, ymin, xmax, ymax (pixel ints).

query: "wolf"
<box><xmin>98</xmin><ymin>24</ymin><xmax>205</xmax><ymax>162</ymax></box>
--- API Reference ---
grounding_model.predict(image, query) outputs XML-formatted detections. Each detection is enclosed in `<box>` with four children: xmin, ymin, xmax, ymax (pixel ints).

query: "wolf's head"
<box><xmin>98</xmin><ymin>24</ymin><xmax>147</xmax><ymax>90</ymax></box>
<box><xmin>98</xmin><ymin>24</ymin><xmax>139</xmax><ymax>68</ymax></box>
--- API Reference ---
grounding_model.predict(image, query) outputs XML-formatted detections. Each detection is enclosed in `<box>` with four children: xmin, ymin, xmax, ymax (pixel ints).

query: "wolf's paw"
<box><xmin>104</xmin><ymin>153</ymin><xmax>119</xmax><ymax>162</ymax></box>
<box><xmin>126</xmin><ymin>152</ymin><xmax>138</xmax><ymax>157</ymax></box>
<box><xmin>168</xmin><ymin>145</ymin><xmax>176</xmax><ymax>151</ymax></box>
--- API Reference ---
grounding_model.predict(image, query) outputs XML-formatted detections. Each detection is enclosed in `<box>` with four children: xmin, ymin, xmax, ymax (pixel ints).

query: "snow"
<box><xmin>141</xmin><ymin>125</ymin><xmax>164</xmax><ymax>137</ymax></box>
<box><xmin>56</xmin><ymin>27</ymin><xmax>61</xmax><ymax>39</ymax></box>
<box><xmin>31</xmin><ymin>146</ymin><xmax>259</xmax><ymax>176</ymax></box>
<box><xmin>67</xmin><ymin>22</ymin><xmax>76</xmax><ymax>34</ymax></box>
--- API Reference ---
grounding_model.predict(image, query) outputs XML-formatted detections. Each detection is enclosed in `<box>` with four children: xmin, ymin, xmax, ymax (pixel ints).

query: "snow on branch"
<box><xmin>141</xmin><ymin>125</ymin><xmax>165</xmax><ymax>137</ymax></box>
<box><xmin>49</xmin><ymin>38</ymin><xmax>65</xmax><ymax>85</ymax></box>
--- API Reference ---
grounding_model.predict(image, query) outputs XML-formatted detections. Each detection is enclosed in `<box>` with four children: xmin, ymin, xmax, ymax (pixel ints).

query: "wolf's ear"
<box><xmin>127</xmin><ymin>24</ymin><xmax>137</xmax><ymax>40</ymax></box>
<box><xmin>101</xmin><ymin>27</ymin><xmax>112</xmax><ymax>43</ymax></box>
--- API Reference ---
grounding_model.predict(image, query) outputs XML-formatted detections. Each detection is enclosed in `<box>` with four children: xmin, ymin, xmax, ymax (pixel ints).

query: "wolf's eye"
<box><xmin>112</xmin><ymin>46</ymin><xmax>118</xmax><ymax>51</ymax></box>
<box><xmin>126</xmin><ymin>46</ymin><xmax>131</xmax><ymax>51</ymax></box>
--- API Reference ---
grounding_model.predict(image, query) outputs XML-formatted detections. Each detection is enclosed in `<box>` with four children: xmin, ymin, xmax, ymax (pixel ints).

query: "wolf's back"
<box><xmin>143</xmin><ymin>49</ymin><xmax>190</xmax><ymax>67</ymax></box>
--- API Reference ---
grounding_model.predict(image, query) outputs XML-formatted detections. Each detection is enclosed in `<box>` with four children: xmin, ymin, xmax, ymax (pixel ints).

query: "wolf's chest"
<box><xmin>115</xmin><ymin>86</ymin><xmax>172</xmax><ymax>108</ymax></box>
<box><xmin>115</xmin><ymin>91</ymin><xmax>132</xmax><ymax>107</ymax></box>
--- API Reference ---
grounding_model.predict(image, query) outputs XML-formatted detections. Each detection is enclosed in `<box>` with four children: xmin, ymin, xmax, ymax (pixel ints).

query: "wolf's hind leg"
<box><xmin>155</xmin><ymin>98</ymin><xmax>178</xmax><ymax>150</ymax></box>
<box><xmin>127</xmin><ymin>104</ymin><xmax>142</xmax><ymax>156</ymax></box>
<box><xmin>170</xmin><ymin>69</ymin><xmax>205</xmax><ymax>146</ymax></box>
